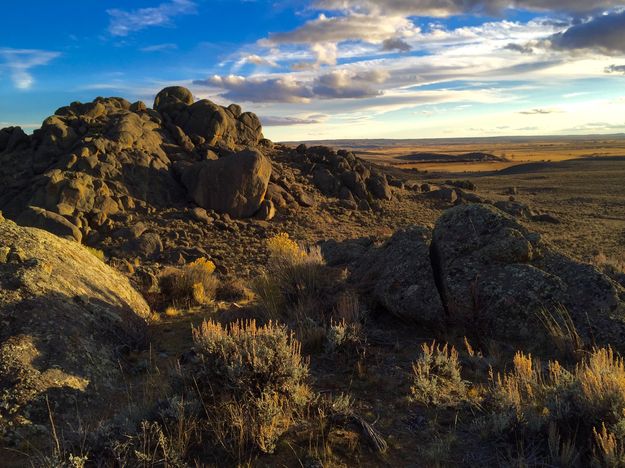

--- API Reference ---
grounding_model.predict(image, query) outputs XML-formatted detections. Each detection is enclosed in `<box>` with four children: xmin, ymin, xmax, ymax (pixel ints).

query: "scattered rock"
<box><xmin>426</xmin><ymin>188</ymin><xmax>458</xmax><ymax>204</ymax></box>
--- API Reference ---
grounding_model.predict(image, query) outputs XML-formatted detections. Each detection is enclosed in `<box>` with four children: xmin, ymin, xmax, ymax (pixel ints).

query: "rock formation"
<box><xmin>0</xmin><ymin>86</ymin><xmax>268</xmax><ymax>244</ymax></box>
<box><xmin>431</xmin><ymin>204</ymin><xmax>625</xmax><ymax>344</ymax></box>
<box><xmin>179</xmin><ymin>148</ymin><xmax>272</xmax><ymax>218</ymax></box>
<box><xmin>0</xmin><ymin>218</ymin><xmax>150</xmax><ymax>440</ymax></box>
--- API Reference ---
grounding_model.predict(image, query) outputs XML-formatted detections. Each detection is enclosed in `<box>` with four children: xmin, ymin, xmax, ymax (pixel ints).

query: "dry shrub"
<box><xmin>256</xmin><ymin>233</ymin><xmax>326</xmax><ymax>316</ymax></box>
<box><xmin>592</xmin><ymin>252</ymin><xmax>625</xmax><ymax>288</ymax></box>
<box><xmin>253</xmin><ymin>233</ymin><xmax>358</xmax><ymax>351</ymax></box>
<box><xmin>482</xmin><ymin>346</ymin><xmax>625</xmax><ymax>464</ymax></box>
<box><xmin>160</xmin><ymin>258</ymin><xmax>218</xmax><ymax>307</ymax></box>
<box><xmin>593</xmin><ymin>423</ymin><xmax>625</xmax><ymax>467</ymax></box>
<box><xmin>190</xmin><ymin>319</ymin><xmax>311</xmax><ymax>456</ymax></box>
<box><xmin>217</xmin><ymin>277</ymin><xmax>254</xmax><ymax>303</ymax></box>
<box><xmin>411</xmin><ymin>341</ymin><xmax>472</xmax><ymax>408</ymax></box>
<box><xmin>84</xmin><ymin>246</ymin><xmax>106</xmax><ymax>262</ymax></box>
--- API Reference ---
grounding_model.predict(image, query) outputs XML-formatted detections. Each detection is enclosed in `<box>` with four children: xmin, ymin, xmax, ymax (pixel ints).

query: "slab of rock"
<box><xmin>0</xmin><ymin>218</ymin><xmax>149</xmax><ymax>440</ymax></box>
<box><xmin>352</xmin><ymin>227</ymin><xmax>444</xmax><ymax>326</ymax></box>
<box><xmin>181</xmin><ymin>149</ymin><xmax>272</xmax><ymax>218</ymax></box>
<box><xmin>16</xmin><ymin>205</ymin><xmax>82</xmax><ymax>242</ymax></box>
<box><xmin>432</xmin><ymin>204</ymin><xmax>625</xmax><ymax>345</ymax></box>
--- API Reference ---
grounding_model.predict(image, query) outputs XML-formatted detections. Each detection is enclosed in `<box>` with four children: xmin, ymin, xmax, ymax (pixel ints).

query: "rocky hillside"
<box><xmin>2</xmin><ymin>88</ymin><xmax>625</xmax><ymax>466</ymax></box>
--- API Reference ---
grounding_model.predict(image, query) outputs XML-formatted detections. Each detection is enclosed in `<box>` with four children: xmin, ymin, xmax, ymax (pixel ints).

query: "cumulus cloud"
<box><xmin>550</xmin><ymin>10</ymin><xmax>625</xmax><ymax>54</ymax></box>
<box><xmin>200</xmin><ymin>68</ymin><xmax>390</xmax><ymax>103</ymax></box>
<box><xmin>382</xmin><ymin>37</ymin><xmax>412</xmax><ymax>52</ymax></box>
<box><xmin>313</xmin><ymin>0</ymin><xmax>624</xmax><ymax>16</ymax></box>
<box><xmin>194</xmin><ymin>75</ymin><xmax>313</xmax><ymax>103</ymax></box>
<box><xmin>312</xmin><ymin>69</ymin><xmax>390</xmax><ymax>98</ymax></box>
<box><xmin>107</xmin><ymin>0</ymin><xmax>197</xmax><ymax>36</ymax></box>
<box><xmin>0</xmin><ymin>48</ymin><xmax>60</xmax><ymax>89</ymax></box>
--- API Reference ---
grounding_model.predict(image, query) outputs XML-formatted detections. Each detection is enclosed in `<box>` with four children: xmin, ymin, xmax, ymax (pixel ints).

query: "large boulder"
<box><xmin>352</xmin><ymin>227</ymin><xmax>444</xmax><ymax>326</ymax></box>
<box><xmin>180</xmin><ymin>149</ymin><xmax>272</xmax><ymax>218</ymax></box>
<box><xmin>0</xmin><ymin>218</ymin><xmax>149</xmax><ymax>441</ymax></box>
<box><xmin>432</xmin><ymin>204</ymin><xmax>625</xmax><ymax>345</ymax></box>
<box><xmin>153</xmin><ymin>86</ymin><xmax>195</xmax><ymax>113</ymax></box>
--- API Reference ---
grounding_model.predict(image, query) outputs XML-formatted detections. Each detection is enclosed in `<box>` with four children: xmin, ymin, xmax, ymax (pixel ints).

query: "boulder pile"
<box><xmin>343</xmin><ymin>204</ymin><xmax>625</xmax><ymax>346</ymax></box>
<box><xmin>0</xmin><ymin>86</ymin><xmax>269</xmax><ymax>245</ymax></box>
<box><xmin>288</xmin><ymin>145</ymin><xmax>393</xmax><ymax>210</ymax></box>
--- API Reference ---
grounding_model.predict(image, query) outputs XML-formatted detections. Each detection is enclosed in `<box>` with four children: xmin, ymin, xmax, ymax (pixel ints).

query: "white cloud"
<box><xmin>0</xmin><ymin>48</ymin><xmax>60</xmax><ymax>90</ymax></box>
<box><xmin>264</xmin><ymin>13</ymin><xmax>417</xmax><ymax>45</ymax></box>
<box><xmin>107</xmin><ymin>0</ymin><xmax>197</xmax><ymax>36</ymax></box>
<box><xmin>140</xmin><ymin>43</ymin><xmax>178</xmax><ymax>52</ymax></box>
<box><xmin>194</xmin><ymin>75</ymin><xmax>313</xmax><ymax>103</ymax></box>
<box><xmin>313</xmin><ymin>0</ymin><xmax>625</xmax><ymax>17</ymax></box>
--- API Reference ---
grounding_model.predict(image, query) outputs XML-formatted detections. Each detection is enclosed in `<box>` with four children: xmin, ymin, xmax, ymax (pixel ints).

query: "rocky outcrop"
<box><xmin>352</xmin><ymin>227</ymin><xmax>444</xmax><ymax>326</ymax></box>
<box><xmin>0</xmin><ymin>218</ymin><xmax>150</xmax><ymax>440</ymax></box>
<box><xmin>287</xmin><ymin>146</ymin><xmax>393</xmax><ymax>206</ymax></box>
<box><xmin>431</xmin><ymin>204</ymin><xmax>625</xmax><ymax>344</ymax></box>
<box><xmin>154</xmin><ymin>86</ymin><xmax>264</xmax><ymax>149</ymax></box>
<box><xmin>0</xmin><ymin>86</ymin><xmax>268</xmax><ymax>244</ymax></box>
<box><xmin>16</xmin><ymin>205</ymin><xmax>82</xmax><ymax>242</ymax></box>
<box><xmin>180</xmin><ymin>149</ymin><xmax>272</xmax><ymax>218</ymax></box>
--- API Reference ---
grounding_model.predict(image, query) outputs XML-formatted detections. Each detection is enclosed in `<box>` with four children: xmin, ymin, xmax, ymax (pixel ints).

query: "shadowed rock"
<box><xmin>432</xmin><ymin>204</ymin><xmax>625</xmax><ymax>346</ymax></box>
<box><xmin>0</xmin><ymin>218</ymin><xmax>149</xmax><ymax>440</ymax></box>
<box><xmin>351</xmin><ymin>227</ymin><xmax>444</xmax><ymax>326</ymax></box>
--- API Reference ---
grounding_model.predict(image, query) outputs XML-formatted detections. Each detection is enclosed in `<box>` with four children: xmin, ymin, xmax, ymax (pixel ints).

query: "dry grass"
<box><xmin>84</xmin><ymin>246</ymin><xmax>105</xmax><ymax>262</ymax></box>
<box><xmin>538</xmin><ymin>305</ymin><xmax>584</xmax><ymax>361</ymax></box>
<box><xmin>481</xmin><ymin>346</ymin><xmax>625</xmax><ymax>463</ymax></box>
<box><xmin>592</xmin><ymin>422</ymin><xmax>625</xmax><ymax>467</ymax></box>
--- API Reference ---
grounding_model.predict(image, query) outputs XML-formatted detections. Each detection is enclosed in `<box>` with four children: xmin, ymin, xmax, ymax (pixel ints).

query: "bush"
<box><xmin>260</xmin><ymin>233</ymin><xmax>326</xmax><ymax>311</ymax></box>
<box><xmin>254</xmin><ymin>232</ymin><xmax>347</xmax><ymax>347</ymax></box>
<box><xmin>482</xmin><ymin>347</ymin><xmax>625</xmax><ymax>464</ymax></box>
<box><xmin>411</xmin><ymin>341</ymin><xmax>471</xmax><ymax>408</ymax></box>
<box><xmin>190</xmin><ymin>319</ymin><xmax>311</xmax><ymax>456</ymax></box>
<box><xmin>160</xmin><ymin>258</ymin><xmax>218</xmax><ymax>307</ymax></box>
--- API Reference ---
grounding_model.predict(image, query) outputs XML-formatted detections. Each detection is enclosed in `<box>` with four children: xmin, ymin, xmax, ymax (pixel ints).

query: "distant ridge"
<box><xmin>281</xmin><ymin>133</ymin><xmax>625</xmax><ymax>149</ymax></box>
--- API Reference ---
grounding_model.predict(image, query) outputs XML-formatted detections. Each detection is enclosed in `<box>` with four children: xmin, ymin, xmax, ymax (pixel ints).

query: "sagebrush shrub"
<box><xmin>411</xmin><ymin>341</ymin><xmax>470</xmax><ymax>408</ymax></box>
<box><xmin>191</xmin><ymin>319</ymin><xmax>311</xmax><ymax>455</ymax></box>
<box><xmin>483</xmin><ymin>347</ymin><xmax>625</xmax><ymax>464</ymax></box>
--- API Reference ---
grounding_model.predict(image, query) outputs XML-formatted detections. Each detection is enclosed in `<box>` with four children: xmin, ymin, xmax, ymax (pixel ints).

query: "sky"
<box><xmin>1</xmin><ymin>0</ymin><xmax>625</xmax><ymax>141</ymax></box>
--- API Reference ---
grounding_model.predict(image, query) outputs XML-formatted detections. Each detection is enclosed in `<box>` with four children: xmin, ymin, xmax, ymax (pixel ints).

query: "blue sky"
<box><xmin>1</xmin><ymin>0</ymin><xmax>625</xmax><ymax>140</ymax></box>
